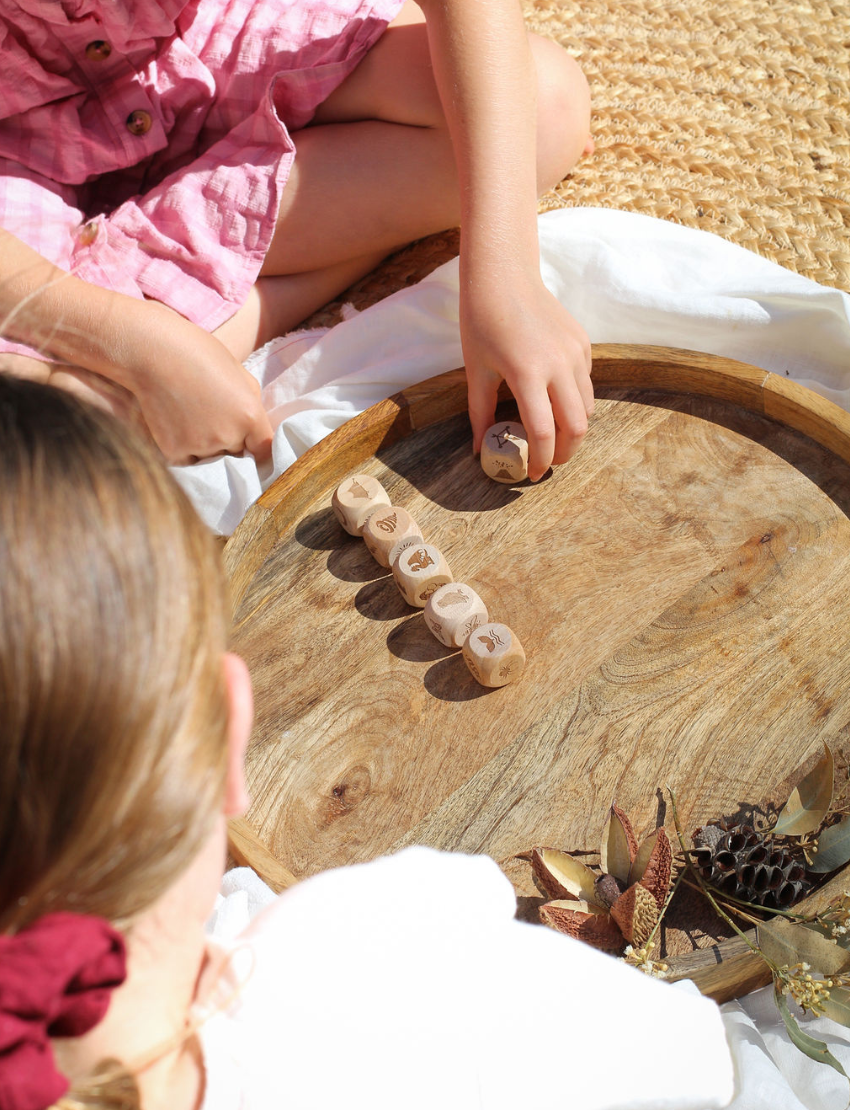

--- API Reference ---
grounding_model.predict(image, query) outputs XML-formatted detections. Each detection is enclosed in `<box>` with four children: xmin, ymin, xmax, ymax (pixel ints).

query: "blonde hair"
<box><xmin>0</xmin><ymin>375</ymin><xmax>232</xmax><ymax>934</ymax></box>
<box><xmin>0</xmin><ymin>376</ymin><xmax>234</xmax><ymax>1107</ymax></box>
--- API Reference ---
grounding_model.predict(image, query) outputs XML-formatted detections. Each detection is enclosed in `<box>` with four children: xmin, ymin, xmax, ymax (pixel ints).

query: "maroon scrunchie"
<box><xmin>0</xmin><ymin>913</ymin><xmax>127</xmax><ymax>1110</ymax></box>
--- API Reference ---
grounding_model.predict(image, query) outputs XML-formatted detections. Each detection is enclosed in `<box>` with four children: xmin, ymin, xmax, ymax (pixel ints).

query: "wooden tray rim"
<box><xmin>225</xmin><ymin>343</ymin><xmax>850</xmax><ymax>611</ymax></box>
<box><xmin>224</xmin><ymin>341</ymin><xmax>850</xmax><ymax>1001</ymax></box>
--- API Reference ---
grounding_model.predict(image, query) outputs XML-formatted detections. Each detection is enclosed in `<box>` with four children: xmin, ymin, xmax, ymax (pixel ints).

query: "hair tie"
<box><xmin>0</xmin><ymin>912</ymin><xmax>127</xmax><ymax>1110</ymax></box>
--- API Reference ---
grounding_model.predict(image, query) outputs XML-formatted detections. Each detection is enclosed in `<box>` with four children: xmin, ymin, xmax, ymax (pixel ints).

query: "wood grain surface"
<box><xmin>225</xmin><ymin>345</ymin><xmax>850</xmax><ymax>997</ymax></box>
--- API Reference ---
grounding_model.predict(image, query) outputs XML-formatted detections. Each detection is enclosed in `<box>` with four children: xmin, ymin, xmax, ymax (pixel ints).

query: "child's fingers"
<box><xmin>549</xmin><ymin>372</ymin><xmax>591</xmax><ymax>466</ymax></box>
<box><xmin>245</xmin><ymin>414</ymin><xmax>274</xmax><ymax>463</ymax></box>
<box><xmin>516</xmin><ymin>384</ymin><xmax>558</xmax><ymax>481</ymax></box>
<box><xmin>467</xmin><ymin>365</ymin><xmax>502</xmax><ymax>455</ymax></box>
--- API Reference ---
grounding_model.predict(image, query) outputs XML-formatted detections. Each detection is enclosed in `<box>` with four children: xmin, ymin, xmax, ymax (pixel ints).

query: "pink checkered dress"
<box><xmin>0</xmin><ymin>0</ymin><xmax>403</xmax><ymax>358</ymax></box>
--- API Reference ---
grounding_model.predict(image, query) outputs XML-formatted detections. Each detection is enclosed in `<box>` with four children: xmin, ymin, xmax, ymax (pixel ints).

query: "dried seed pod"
<box><xmin>539</xmin><ymin>900</ymin><xmax>625</xmax><ymax>953</ymax></box>
<box><xmin>692</xmin><ymin>824</ymin><xmax>725</xmax><ymax>851</ymax></box>
<box><xmin>610</xmin><ymin>883</ymin><xmax>659</xmax><ymax>948</ymax></box>
<box><xmin>594</xmin><ymin>873</ymin><xmax>626</xmax><ymax>909</ymax></box>
<box><xmin>691</xmin><ymin>823</ymin><xmax>813</xmax><ymax>909</ymax></box>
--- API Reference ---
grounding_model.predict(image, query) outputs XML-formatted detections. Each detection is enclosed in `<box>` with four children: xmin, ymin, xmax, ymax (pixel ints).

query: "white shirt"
<box><xmin>198</xmin><ymin>847</ymin><xmax>734</xmax><ymax>1109</ymax></box>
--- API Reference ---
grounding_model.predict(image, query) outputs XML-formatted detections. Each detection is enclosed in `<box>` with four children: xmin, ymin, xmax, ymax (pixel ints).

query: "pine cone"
<box><xmin>691</xmin><ymin>823</ymin><xmax>811</xmax><ymax>910</ymax></box>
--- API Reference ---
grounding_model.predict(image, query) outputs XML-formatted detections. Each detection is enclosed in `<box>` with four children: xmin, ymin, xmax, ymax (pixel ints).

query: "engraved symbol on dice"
<box><xmin>498</xmin><ymin>661</ymin><xmax>516</xmax><ymax>679</ymax></box>
<box><xmin>408</xmin><ymin>548</ymin><xmax>435</xmax><ymax>572</ymax></box>
<box><xmin>492</xmin><ymin>425</ymin><xmax>519</xmax><ymax>450</ymax></box>
<box><xmin>466</xmin><ymin>658</ymin><xmax>483</xmax><ymax>682</ymax></box>
<box><xmin>478</xmin><ymin>629</ymin><xmax>506</xmax><ymax>653</ymax></box>
<box><xmin>348</xmin><ymin>479</ymin><xmax>369</xmax><ymax>499</ymax></box>
<box><xmin>428</xmin><ymin>618</ymin><xmax>444</xmax><ymax>638</ymax></box>
<box><xmin>495</xmin><ymin>468</ymin><xmax>514</xmax><ymax>481</ymax></box>
<box><xmin>437</xmin><ymin>588</ymin><xmax>468</xmax><ymax>609</ymax></box>
<box><xmin>418</xmin><ymin>582</ymin><xmax>441</xmax><ymax>603</ymax></box>
<box><xmin>375</xmin><ymin>512</ymin><xmax>398</xmax><ymax>534</ymax></box>
<box><xmin>463</xmin><ymin>615</ymin><xmax>482</xmax><ymax>638</ymax></box>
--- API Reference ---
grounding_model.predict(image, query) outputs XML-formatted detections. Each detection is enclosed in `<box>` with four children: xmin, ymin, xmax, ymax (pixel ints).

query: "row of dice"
<box><xmin>331</xmin><ymin>469</ymin><xmax>526</xmax><ymax>687</ymax></box>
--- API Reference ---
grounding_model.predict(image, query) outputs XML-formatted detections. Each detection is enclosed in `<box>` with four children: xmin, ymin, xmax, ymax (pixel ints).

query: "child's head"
<box><xmin>0</xmin><ymin>376</ymin><xmax>233</xmax><ymax>934</ymax></box>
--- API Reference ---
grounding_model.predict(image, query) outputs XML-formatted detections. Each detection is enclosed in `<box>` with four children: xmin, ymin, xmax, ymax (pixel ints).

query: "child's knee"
<box><xmin>530</xmin><ymin>35</ymin><xmax>592</xmax><ymax>191</ymax></box>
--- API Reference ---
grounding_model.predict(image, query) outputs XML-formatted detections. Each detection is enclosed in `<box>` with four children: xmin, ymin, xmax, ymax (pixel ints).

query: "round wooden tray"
<box><xmin>225</xmin><ymin>343</ymin><xmax>850</xmax><ymax>1001</ymax></box>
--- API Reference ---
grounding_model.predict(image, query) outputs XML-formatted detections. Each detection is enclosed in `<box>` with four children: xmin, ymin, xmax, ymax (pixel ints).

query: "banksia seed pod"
<box><xmin>691</xmin><ymin>823</ymin><xmax>812</xmax><ymax>909</ymax></box>
<box><xmin>539</xmin><ymin>901</ymin><xmax>625</xmax><ymax>953</ymax></box>
<box><xmin>610</xmin><ymin>883</ymin><xmax>659</xmax><ymax>947</ymax></box>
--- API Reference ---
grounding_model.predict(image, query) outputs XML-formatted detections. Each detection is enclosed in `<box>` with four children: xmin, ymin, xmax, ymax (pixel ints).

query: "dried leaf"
<box><xmin>809</xmin><ymin>816</ymin><xmax>850</xmax><ymax>875</ymax></box>
<box><xmin>631</xmin><ymin>828</ymin><xmax>673</xmax><ymax>909</ymax></box>
<box><xmin>539</xmin><ymin>899</ymin><xmax>624</xmax><ymax>953</ymax></box>
<box><xmin>531</xmin><ymin>847</ymin><xmax>601</xmax><ymax>904</ymax></box>
<box><xmin>758</xmin><ymin>918</ymin><xmax>850</xmax><ymax>977</ymax></box>
<box><xmin>610</xmin><ymin>883</ymin><xmax>659</xmax><ymax>947</ymax></box>
<box><xmin>821</xmin><ymin>987</ymin><xmax>850</xmax><ymax>1029</ymax></box>
<box><xmin>600</xmin><ymin>805</ymin><xmax>638</xmax><ymax>884</ymax></box>
<box><xmin>773</xmin><ymin>742</ymin><xmax>834</xmax><ymax>837</ymax></box>
<box><xmin>774</xmin><ymin>983</ymin><xmax>849</xmax><ymax>1080</ymax></box>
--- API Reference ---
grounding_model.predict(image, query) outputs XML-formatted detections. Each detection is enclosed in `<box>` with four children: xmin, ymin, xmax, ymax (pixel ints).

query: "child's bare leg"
<box><xmin>215</xmin><ymin>4</ymin><xmax>591</xmax><ymax>357</ymax></box>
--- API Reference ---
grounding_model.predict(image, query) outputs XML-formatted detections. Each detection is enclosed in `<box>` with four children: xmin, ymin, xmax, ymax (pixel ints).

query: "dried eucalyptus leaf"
<box><xmin>773</xmin><ymin>742</ymin><xmax>834</xmax><ymax>837</ymax></box>
<box><xmin>758</xmin><ymin>918</ymin><xmax>850</xmax><ymax>976</ymax></box>
<box><xmin>809</xmin><ymin>816</ymin><xmax>850</xmax><ymax>875</ymax></box>
<box><xmin>531</xmin><ymin>848</ymin><xmax>600</xmax><ymax>904</ymax></box>
<box><xmin>774</xmin><ymin>984</ymin><xmax>849</xmax><ymax>1080</ymax></box>
<box><xmin>821</xmin><ymin>987</ymin><xmax>850</xmax><ymax>1029</ymax></box>
<box><xmin>600</xmin><ymin>805</ymin><xmax>637</xmax><ymax>885</ymax></box>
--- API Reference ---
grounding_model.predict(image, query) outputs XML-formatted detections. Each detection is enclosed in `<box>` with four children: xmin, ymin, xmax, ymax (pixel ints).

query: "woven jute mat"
<box><xmin>308</xmin><ymin>0</ymin><xmax>848</xmax><ymax>326</ymax></box>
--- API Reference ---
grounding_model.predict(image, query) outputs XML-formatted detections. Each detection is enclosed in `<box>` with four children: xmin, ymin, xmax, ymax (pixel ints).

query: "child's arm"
<box><xmin>0</xmin><ymin>230</ymin><xmax>273</xmax><ymax>464</ymax></box>
<box><xmin>418</xmin><ymin>0</ymin><xmax>594</xmax><ymax>481</ymax></box>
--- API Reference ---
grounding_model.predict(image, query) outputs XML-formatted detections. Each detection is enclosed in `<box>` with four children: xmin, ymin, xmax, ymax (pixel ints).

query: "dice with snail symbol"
<box><xmin>462</xmin><ymin>622</ymin><xmax>526</xmax><ymax>687</ymax></box>
<box><xmin>332</xmin><ymin>474</ymin><xmax>391</xmax><ymax>535</ymax></box>
<box><xmin>423</xmin><ymin>582</ymin><xmax>488</xmax><ymax>649</ymax></box>
<box><xmin>480</xmin><ymin>421</ymin><xmax>529</xmax><ymax>484</ymax></box>
<box><xmin>392</xmin><ymin>543</ymin><xmax>453</xmax><ymax>608</ymax></box>
<box><xmin>361</xmin><ymin>505</ymin><xmax>422</xmax><ymax>568</ymax></box>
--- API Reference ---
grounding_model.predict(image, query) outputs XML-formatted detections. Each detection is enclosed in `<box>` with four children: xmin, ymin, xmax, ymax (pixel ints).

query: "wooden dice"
<box><xmin>332</xmin><ymin>474</ymin><xmax>391</xmax><ymax>535</ymax></box>
<box><xmin>362</xmin><ymin>506</ymin><xmax>422</xmax><ymax>568</ymax></box>
<box><xmin>424</xmin><ymin>582</ymin><xmax>488</xmax><ymax>648</ymax></box>
<box><xmin>387</xmin><ymin>532</ymin><xmax>424</xmax><ymax>569</ymax></box>
<box><xmin>480</xmin><ymin>421</ymin><xmax>529</xmax><ymax>484</ymax></box>
<box><xmin>392</xmin><ymin>543</ymin><xmax>452</xmax><ymax>608</ymax></box>
<box><xmin>462</xmin><ymin>622</ymin><xmax>526</xmax><ymax>687</ymax></box>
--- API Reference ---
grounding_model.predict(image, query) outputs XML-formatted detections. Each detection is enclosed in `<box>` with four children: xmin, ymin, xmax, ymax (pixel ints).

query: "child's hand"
<box><xmin>461</xmin><ymin>272</ymin><xmax>594</xmax><ymax>482</ymax></box>
<box><xmin>127</xmin><ymin>301</ymin><xmax>273</xmax><ymax>465</ymax></box>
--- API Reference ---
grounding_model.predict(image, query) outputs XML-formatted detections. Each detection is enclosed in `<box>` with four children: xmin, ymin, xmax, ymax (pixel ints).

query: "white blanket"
<box><xmin>173</xmin><ymin>207</ymin><xmax>850</xmax><ymax>536</ymax></box>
